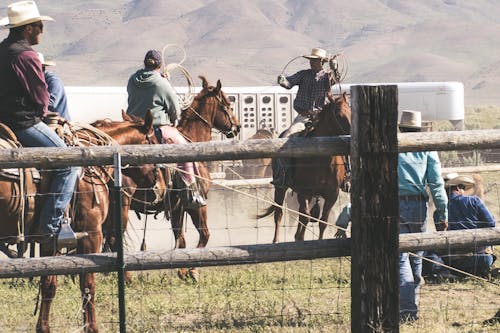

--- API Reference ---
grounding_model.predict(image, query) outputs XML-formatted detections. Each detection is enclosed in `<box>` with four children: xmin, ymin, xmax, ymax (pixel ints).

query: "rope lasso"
<box><xmin>161</xmin><ymin>43</ymin><xmax>194</xmax><ymax>110</ymax></box>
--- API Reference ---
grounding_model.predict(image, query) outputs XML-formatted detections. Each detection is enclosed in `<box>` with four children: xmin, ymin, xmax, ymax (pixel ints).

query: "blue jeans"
<box><xmin>14</xmin><ymin>122</ymin><xmax>80</xmax><ymax>235</ymax></box>
<box><xmin>445</xmin><ymin>253</ymin><xmax>495</xmax><ymax>277</ymax></box>
<box><xmin>399</xmin><ymin>199</ymin><xmax>428</xmax><ymax>319</ymax></box>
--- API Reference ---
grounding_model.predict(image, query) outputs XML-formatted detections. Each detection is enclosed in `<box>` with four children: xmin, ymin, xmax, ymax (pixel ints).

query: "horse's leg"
<box><xmin>182</xmin><ymin>206</ymin><xmax>210</xmax><ymax>282</ymax></box>
<box><xmin>36</xmin><ymin>244</ymin><xmax>57</xmax><ymax>333</ymax></box>
<box><xmin>295</xmin><ymin>194</ymin><xmax>310</xmax><ymax>242</ymax></box>
<box><xmin>171</xmin><ymin>208</ymin><xmax>186</xmax><ymax>249</ymax></box>
<box><xmin>78</xmin><ymin>233</ymin><xmax>103</xmax><ymax>333</ymax></box>
<box><xmin>318</xmin><ymin>194</ymin><xmax>338</xmax><ymax>240</ymax></box>
<box><xmin>170</xmin><ymin>207</ymin><xmax>191</xmax><ymax>280</ymax></box>
<box><xmin>73</xmin><ymin>184</ymin><xmax>107</xmax><ymax>333</ymax></box>
<box><xmin>272</xmin><ymin>187</ymin><xmax>287</xmax><ymax>243</ymax></box>
<box><xmin>189</xmin><ymin>206</ymin><xmax>210</xmax><ymax>248</ymax></box>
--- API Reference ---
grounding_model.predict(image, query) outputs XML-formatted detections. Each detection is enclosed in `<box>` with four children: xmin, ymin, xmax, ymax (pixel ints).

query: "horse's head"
<box><xmin>181</xmin><ymin>76</ymin><xmax>240</xmax><ymax>139</ymax></box>
<box><xmin>319</xmin><ymin>92</ymin><xmax>351</xmax><ymax>136</ymax></box>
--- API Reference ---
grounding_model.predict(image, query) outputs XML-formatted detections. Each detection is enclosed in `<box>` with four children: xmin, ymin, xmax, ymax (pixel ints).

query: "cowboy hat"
<box><xmin>399</xmin><ymin>110</ymin><xmax>422</xmax><ymax>129</ymax></box>
<box><xmin>445</xmin><ymin>174</ymin><xmax>475</xmax><ymax>190</ymax></box>
<box><xmin>303</xmin><ymin>47</ymin><xmax>327</xmax><ymax>60</ymax></box>
<box><xmin>0</xmin><ymin>1</ymin><xmax>53</xmax><ymax>29</ymax></box>
<box><xmin>37</xmin><ymin>52</ymin><xmax>55</xmax><ymax>66</ymax></box>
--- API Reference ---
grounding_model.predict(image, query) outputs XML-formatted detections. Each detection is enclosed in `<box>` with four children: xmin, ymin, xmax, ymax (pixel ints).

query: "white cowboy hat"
<box><xmin>303</xmin><ymin>47</ymin><xmax>327</xmax><ymax>60</ymax></box>
<box><xmin>445</xmin><ymin>174</ymin><xmax>475</xmax><ymax>190</ymax></box>
<box><xmin>37</xmin><ymin>52</ymin><xmax>55</xmax><ymax>66</ymax></box>
<box><xmin>398</xmin><ymin>110</ymin><xmax>422</xmax><ymax>129</ymax></box>
<box><xmin>0</xmin><ymin>1</ymin><xmax>53</xmax><ymax>29</ymax></box>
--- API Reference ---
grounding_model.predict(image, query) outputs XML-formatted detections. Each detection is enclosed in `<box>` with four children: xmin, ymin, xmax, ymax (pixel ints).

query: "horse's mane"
<box><xmin>313</xmin><ymin>94</ymin><xmax>351</xmax><ymax>136</ymax></box>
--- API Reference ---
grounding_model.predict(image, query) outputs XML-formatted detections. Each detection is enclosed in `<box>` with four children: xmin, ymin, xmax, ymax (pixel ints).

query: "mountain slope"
<box><xmin>1</xmin><ymin>0</ymin><xmax>499</xmax><ymax>105</ymax></box>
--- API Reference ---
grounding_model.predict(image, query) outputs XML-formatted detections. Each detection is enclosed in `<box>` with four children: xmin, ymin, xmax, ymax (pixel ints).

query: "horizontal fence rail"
<box><xmin>0</xmin><ymin>129</ymin><xmax>500</xmax><ymax>169</ymax></box>
<box><xmin>1</xmin><ymin>228</ymin><xmax>498</xmax><ymax>279</ymax></box>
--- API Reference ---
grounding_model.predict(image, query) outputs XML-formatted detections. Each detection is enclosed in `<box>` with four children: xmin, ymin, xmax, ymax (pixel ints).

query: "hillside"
<box><xmin>1</xmin><ymin>0</ymin><xmax>500</xmax><ymax>105</ymax></box>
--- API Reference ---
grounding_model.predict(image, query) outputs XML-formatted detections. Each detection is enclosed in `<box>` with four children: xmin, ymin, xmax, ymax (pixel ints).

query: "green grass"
<box><xmin>0</xmin><ymin>258</ymin><xmax>498</xmax><ymax>332</ymax></box>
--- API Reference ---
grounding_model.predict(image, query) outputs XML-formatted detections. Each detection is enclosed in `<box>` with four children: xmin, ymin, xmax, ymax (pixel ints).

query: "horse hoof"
<box><xmin>188</xmin><ymin>268</ymin><xmax>200</xmax><ymax>283</ymax></box>
<box><xmin>177</xmin><ymin>268</ymin><xmax>189</xmax><ymax>281</ymax></box>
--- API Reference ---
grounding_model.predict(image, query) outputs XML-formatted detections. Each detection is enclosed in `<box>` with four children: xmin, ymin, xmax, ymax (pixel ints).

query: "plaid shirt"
<box><xmin>284</xmin><ymin>69</ymin><xmax>330</xmax><ymax>113</ymax></box>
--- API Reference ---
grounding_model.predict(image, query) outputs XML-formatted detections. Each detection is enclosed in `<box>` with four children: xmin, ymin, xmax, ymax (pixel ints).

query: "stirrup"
<box><xmin>57</xmin><ymin>218</ymin><xmax>88</xmax><ymax>250</ymax></box>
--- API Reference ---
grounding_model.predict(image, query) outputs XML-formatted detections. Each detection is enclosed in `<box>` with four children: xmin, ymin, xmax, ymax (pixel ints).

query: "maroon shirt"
<box><xmin>0</xmin><ymin>36</ymin><xmax>49</xmax><ymax>129</ymax></box>
<box><xmin>12</xmin><ymin>49</ymin><xmax>49</xmax><ymax>117</ymax></box>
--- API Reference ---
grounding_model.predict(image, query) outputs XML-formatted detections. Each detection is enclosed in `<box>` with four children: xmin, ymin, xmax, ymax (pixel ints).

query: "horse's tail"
<box><xmin>256</xmin><ymin>205</ymin><xmax>275</xmax><ymax>219</ymax></box>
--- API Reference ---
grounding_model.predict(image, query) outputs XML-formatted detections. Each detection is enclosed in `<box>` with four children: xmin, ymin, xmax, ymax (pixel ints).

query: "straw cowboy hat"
<box><xmin>303</xmin><ymin>47</ymin><xmax>327</xmax><ymax>60</ymax></box>
<box><xmin>0</xmin><ymin>1</ymin><xmax>53</xmax><ymax>29</ymax></box>
<box><xmin>37</xmin><ymin>52</ymin><xmax>55</xmax><ymax>66</ymax></box>
<box><xmin>445</xmin><ymin>174</ymin><xmax>475</xmax><ymax>190</ymax></box>
<box><xmin>399</xmin><ymin>110</ymin><xmax>422</xmax><ymax>129</ymax></box>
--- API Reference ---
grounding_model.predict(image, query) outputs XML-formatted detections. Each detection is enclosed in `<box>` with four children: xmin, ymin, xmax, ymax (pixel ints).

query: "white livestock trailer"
<box><xmin>66</xmin><ymin>81</ymin><xmax>465</xmax><ymax>138</ymax></box>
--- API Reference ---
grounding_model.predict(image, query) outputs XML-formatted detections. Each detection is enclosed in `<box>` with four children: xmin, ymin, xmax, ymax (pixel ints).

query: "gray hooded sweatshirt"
<box><xmin>126</xmin><ymin>69</ymin><xmax>181</xmax><ymax>126</ymax></box>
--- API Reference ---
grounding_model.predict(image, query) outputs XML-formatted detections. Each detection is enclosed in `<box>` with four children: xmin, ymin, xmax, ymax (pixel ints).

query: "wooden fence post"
<box><xmin>350</xmin><ymin>85</ymin><xmax>399</xmax><ymax>332</ymax></box>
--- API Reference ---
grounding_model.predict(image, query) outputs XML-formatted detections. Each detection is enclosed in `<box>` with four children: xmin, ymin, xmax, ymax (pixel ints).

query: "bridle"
<box><xmin>184</xmin><ymin>90</ymin><xmax>240</xmax><ymax>138</ymax></box>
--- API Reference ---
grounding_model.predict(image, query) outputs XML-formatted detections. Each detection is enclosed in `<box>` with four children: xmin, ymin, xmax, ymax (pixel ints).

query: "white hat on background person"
<box><xmin>303</xmin><ymin>47</ymin><xmax>327</xmax><ymax>60</ymax></box>
<box><xmin>0</xmin><ymin>1</ymin><xmax>53</xmax><ymax>29</ymax></box>
<box><xmin>398</xmin><ymin>110</ymin><xmax>422</xmax><ymax>129</ymax></box>
<box><xmin>443</xmin><ymin>172</ymin><xmax>459</xmax><ymax>181</ymax></box>
<box><xmin>37</xmin><ymin>52</ymin><xmax>55</xmax><ymax>66</ymax></box>
<box><xmin>445</xmin><ymin>174</ymin><xmax>475</xmax><ymax>190</ymax></box>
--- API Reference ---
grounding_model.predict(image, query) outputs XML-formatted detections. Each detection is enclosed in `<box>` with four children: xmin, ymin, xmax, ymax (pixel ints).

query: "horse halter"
<box><xmin>187</xmin><ymin>91</ymin><xmax>240</xmax><ymax>138</ymax></box>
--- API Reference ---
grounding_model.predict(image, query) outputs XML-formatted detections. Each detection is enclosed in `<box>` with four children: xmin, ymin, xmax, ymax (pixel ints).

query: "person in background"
<box><xmin>428</xmin><ymin>174</ymin><xmax>496</xmax><ymax>278</ymax></box>
<box><xmin>126</xmin><ymin>49</ymin><xmax>205</xmax><ymax>208</ymax></box>
<box><xmin>397</xmin><ymin>110</ymin><xmax>448</xmax><ymax>323</ymax></box>
<box><xmin>38</xmin><ymin>52</ymin><xmax>71</xmax><ymax>120</ymax></box>
<box><xmin>273</xmin><ymin>47</ymin><xmax>335</xmax><ymax>187</ymax></box>
<box><xmin>334</xmin><ymin>203</ymin><xmax>351</xmax><ymax>238</ymax></box>
<box><xmin>0</xmin><ymin>1</ymin><xmax>79</xmax><ymax>241</ymax></box>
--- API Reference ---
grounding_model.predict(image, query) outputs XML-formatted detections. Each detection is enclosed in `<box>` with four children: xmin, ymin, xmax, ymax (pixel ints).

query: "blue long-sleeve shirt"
<box><xmin>398</xmin><ymin>151</ymin><xmax>448</xmax><ymax>222</ymax></box>
<box><xmin>45</xmin><ymin>71</ymin><xmax>71</xmax><ymax>121</ymax></box>
<box><xmin>438</xmin><ymin>192</ymin><xmax>495</xmax><ymax>230</ymax></box>
<box><xmin>434</xmin><ymin>192</ymin><xmax>495</xmax><ymax>253</ymax></box>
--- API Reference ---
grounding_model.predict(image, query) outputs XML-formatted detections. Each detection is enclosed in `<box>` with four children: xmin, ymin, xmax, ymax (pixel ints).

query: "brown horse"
<box><xmin>172</xmin><ymin>76</ymin><xmax>240</xmax><ymax>279</ymax></box>
<box><xmin>258</xmin><ymin>93</ymin><xmax>351</xmax><ymax>243</ymax></box>
<box><xmin>0</xmin><ymin>124</ymin><xmax>39</xmax><ymax>258</ymax></box>
<box><xmin>33</xmin><ymin>111</ymin><xmax>165</xmax><ymax>333</ymax></box>
<box><xmin>130</xmin><ymin>76</ymin><xmax>240</xmax><ymax>281</ymax></box>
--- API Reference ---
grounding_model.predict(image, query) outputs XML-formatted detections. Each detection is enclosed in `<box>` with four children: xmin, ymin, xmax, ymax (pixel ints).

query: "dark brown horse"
<box><xmin>258</xmin><ymin>93</ymin><xmax>351</xmax><ymax>243</ymax></box>
<box><xmin>32</xmin><ymin>111</ymin><xmax>165</xmax><ymax>333</ymax></box>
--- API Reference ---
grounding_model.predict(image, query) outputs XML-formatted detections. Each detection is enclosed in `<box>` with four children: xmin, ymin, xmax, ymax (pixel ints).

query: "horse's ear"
<box><xmin>199</xmin><ymin>75</ymin><xmax>208</xmax><ymax>90</ymax></box>
<box><xmin>342</xmin><ymin>91</ymin><xmax>348</xmax><ymax>103</ymax></box>
<box><xmin>122</xmin><ymin>109</ymin><xmax>132</xmax><ymax>122</ymax></box>
<box><xmin>144</xmin><ymin>110</ymin><xmax>154</xmax><ymax>130</ymax></box>
<box><xmin>215</xmin><ymin>79</ymin><xmax>222</xmax><ymax>93</ymax></box>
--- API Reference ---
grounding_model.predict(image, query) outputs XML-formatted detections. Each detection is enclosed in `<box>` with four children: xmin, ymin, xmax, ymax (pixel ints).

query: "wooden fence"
<box><xmin>1</xmin><ymin>85</ymin><xmax>500</xmax><ymax>332</ymax></box>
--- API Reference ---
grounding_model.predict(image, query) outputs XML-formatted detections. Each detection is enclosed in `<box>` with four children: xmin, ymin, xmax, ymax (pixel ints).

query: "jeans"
<box><xmin>445</xmin><ymin>253</ymin><xmax>495</xmax><ymax>277</ymax></box>
<box><xmin>399</xmin><ymin>199</ymin><xmax>428</xmax><ymax>319</ymax></box>
<box><xmin>14</xmin><ymin>122</ymin><xmax>80</xmax><ymax>235</ymax></box>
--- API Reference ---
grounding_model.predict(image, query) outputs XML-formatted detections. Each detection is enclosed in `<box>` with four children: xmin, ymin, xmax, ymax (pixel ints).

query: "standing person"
<box><xmin>273</xmin><ymin>47</ymin><xmax>335</xmax><ymax>187</ymax></box>
<box><xmin>397</xmin><ymin>110</ymin><xmax>448</xmax><ymax>322</ymax></box>
<box><xmin>430</xmin><ymin>174</ymin><xmax>496</xmax><ymax>277</ymax></box>
<box><xmin>0</xmin><ymin>1</ymin><xmax>79</xmax><ymax>241</ymax></box>
<box><xmin>38</xmin><ymin>52</ymin><xmax>71</xmax><ymax>120</ymax></box>
<box><xmin>126</xmin><ymin>49</ymin><xmax>205</xmax><ymax>208</ymax></box>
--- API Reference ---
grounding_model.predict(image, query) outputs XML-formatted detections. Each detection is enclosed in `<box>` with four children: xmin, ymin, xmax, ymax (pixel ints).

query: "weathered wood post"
<box><xmin>350</xmin><ymin>85</ymin><xmax>399</xmax><ymax>332</ymax></box>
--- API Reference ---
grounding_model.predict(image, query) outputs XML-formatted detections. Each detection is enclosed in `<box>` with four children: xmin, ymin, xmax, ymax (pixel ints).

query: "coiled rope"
<box><xmin>161</xmin><ymin>44</ymin><xmax>195</xmax><ymax>110</ymax></box>
<box><xmin>280</xmin><ymin>51</ymin><xmax>349</xmax><ymax>86</ymax></box>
